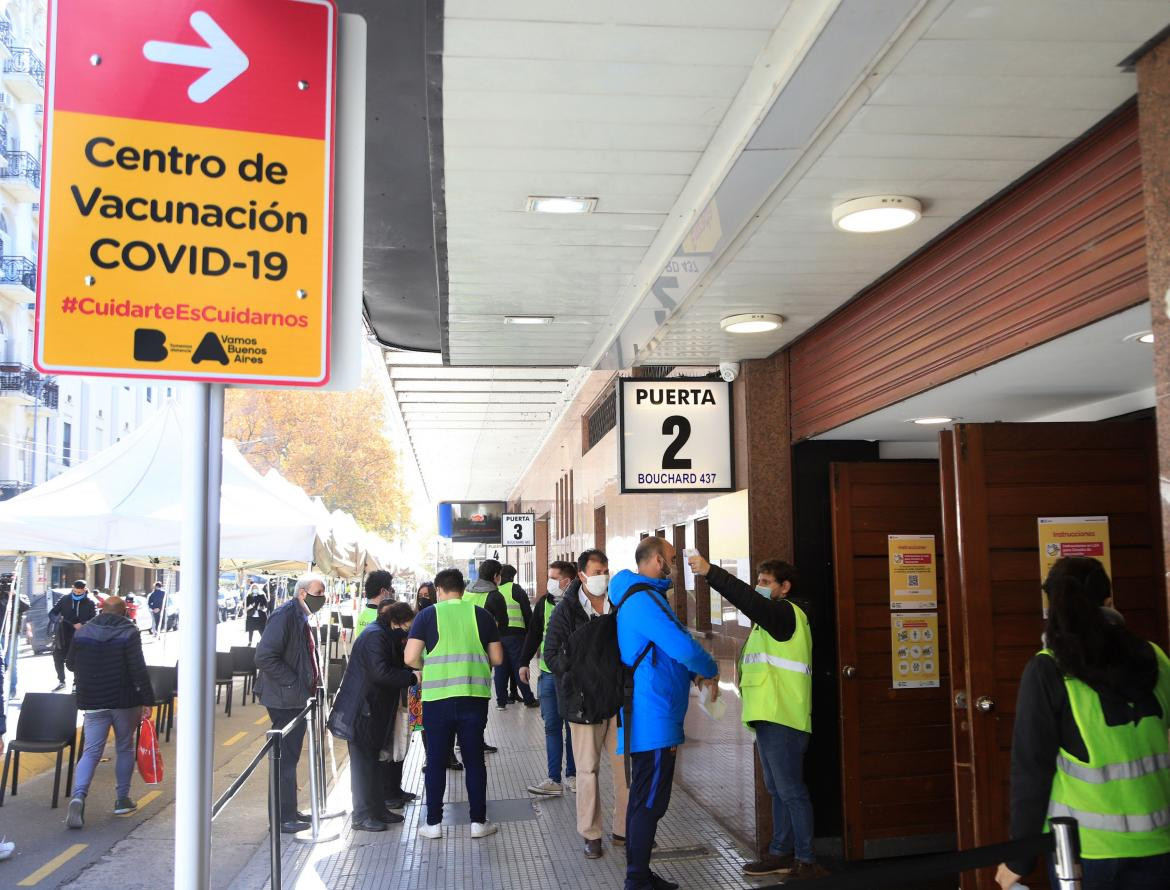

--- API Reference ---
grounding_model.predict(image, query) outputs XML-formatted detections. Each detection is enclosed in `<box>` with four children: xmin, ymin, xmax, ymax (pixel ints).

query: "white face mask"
<box><xmin>584</xmin><ymin>574</ymin><xmax>609</xmax><ymax>597</ymax></box>
<box><xmin>547</xmin><ymin>578</ymin><xmax>562</xmax><ymax>596</ymax></box>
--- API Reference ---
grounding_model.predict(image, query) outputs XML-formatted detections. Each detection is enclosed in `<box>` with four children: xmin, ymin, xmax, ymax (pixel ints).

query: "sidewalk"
<box><xmin>230</xmin><ymin>700</ymin><xmax>768</xmax><ymax>890</ymax></box>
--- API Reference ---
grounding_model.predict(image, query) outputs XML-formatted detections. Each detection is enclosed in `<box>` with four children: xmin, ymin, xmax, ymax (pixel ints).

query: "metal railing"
<box><xmin>0</xmin><ymin>363</ymin><xmax>57</xmax><ymax>409</ymax></box>
<box><xmin>211</xmin><ymin>694</ymin><xmax>341</xmax><ymax>889</ymax></box>
<box><xmin>3</xmin><ymin>48</ymin><xmax>44</xmax><ymax>87</ymax></box>
<box><xmin>0</xmin><ymin>255</ymin><xmax>36</xmax><ymax>290</ymax></box>
<box><xmin>0</xmin><ymin>151</ymin><xmax>39</xmax><ymax>187</ymax></box>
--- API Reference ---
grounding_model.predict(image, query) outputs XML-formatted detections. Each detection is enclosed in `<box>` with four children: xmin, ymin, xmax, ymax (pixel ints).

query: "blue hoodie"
<box><xmin>611</xmin><ymin>569</ymin><xmax>718</xmax><ymax>754</ymax></box>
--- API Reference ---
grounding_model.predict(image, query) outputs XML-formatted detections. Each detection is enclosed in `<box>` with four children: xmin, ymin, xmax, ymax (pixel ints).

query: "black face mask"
<box><xmin>303</xmin><ymin>593</ymin><xmax>326</xmax><ymax>614</ymax></box>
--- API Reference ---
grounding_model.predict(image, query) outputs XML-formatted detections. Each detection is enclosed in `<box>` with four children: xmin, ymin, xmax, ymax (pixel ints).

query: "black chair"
<box><xmin>229</xmin><ymin>646</ymin><xmax>258</xmax><ymax>706</ymax></box>
<box><xmin>146</xmin><ymin>665</ymin><xmax>178</xmax><ymax>742</ymax></box>
<box><xmin>326</xmin><ymin>659</ymin><xmax>346</xmax><ymax>707</ymax></box>
<box><xmin>320</xmin><ymin>624</ymin><xmax>342</xmax><ymax>661</ymax></box>
<box><xmin>214</xmin><ymin>651</ymin><xmax>235</xmax><ymax>717</ymax></box>
<box><xmin>0</xmin><ymin>692</ymin><xmax>79</xmax><ymax>808</ymax></box>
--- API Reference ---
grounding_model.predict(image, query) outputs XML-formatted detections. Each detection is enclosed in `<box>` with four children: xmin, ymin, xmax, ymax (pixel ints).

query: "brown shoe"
<box><xmin>785</xmin><ymin>861</ymin><xmax>830</xmax><ymax>881</ymax></box>
<box><xmin>741</xmin><ymin>853</ymin><xmax>794</xmax><ymax>876</ymax></box>
<box><xmin>584</xmin><ymin>838</ymin><xmax>603</xmax><ymax>859</ymax></box>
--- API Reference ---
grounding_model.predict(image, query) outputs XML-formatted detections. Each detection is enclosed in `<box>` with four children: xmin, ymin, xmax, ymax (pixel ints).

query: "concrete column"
<box><xmin>1137</xmin><ymin>36</ymin><xmax>1170</xmax><ymax>608</ymax></box>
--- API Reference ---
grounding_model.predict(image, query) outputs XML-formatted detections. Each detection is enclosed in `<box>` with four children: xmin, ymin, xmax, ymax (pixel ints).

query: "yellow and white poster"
<box><xmin>1038</xmin><ymin>516</ymin><xmax>1111</xmax><ymax>614</ymax></box>
<box><xmin>891</xmin><ymin>612</ymin><xmax>940</xmax><ymax>689</ymax></box>
<box><xmin>888</xmin><ymin>534</ymin><xmax>938</xmax><ymax>610</ymax></box>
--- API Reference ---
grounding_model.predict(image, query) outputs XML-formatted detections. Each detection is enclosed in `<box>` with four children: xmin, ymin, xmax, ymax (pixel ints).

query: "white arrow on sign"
<box><xmin>143</xmin><ymin>11</ymin><xmax>249</xmax><ymax>104</ymax></box>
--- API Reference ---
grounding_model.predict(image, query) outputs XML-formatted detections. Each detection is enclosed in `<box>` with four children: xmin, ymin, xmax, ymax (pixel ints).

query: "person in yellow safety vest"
<box><xmin>404</xmin><ymin>567</ymin><xmax>504</xmax><ymax>841</ymax></box>
<box><xmin>997</xmin><ymin>556</ymin><xmax>1170</xmax><ymax>890</ymax></box>
<box><xmin>688</xmin><ymin>552</ymin><xmax>828</xmax><ymax>882</ymax></box>
<box><xmin>496</xmin><ymin>564</ymin><xmax>538</xmax><ymax>710</ymax></box>
<box><xmin>355</xmin><ymin>570</ymin><xmax>394</xmax><ymax>636</ymax></box>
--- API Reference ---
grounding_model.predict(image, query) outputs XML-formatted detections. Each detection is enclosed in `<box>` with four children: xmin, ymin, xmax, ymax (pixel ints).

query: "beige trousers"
<box><xmin>569</xmin><ymin>716</ymin><xmax>629</xmax><ymax>840</ymax></box>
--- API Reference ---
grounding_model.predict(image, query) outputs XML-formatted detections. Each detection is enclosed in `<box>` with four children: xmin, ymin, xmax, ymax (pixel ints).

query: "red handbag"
<box><xmin>136</xmin><ymin>713</ymin><xmax>164</xmax><ymax>784</ymax></box>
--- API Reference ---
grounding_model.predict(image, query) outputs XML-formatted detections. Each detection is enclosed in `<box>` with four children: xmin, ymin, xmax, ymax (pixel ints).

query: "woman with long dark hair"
<box><xmin>996</xmin><ymin>556</ymin><xmax>1170</xmax><ymax>889</ymax></box>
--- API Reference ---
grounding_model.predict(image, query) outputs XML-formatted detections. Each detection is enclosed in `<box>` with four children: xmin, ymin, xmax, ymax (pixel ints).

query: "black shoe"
<box><xmin>376</xmin><ymin>810</ymin><xmax>405</xmax><ymax>824</ymax></box>
<box><xmin>483</xmin><ymin>744</ymin><xmax>498</xmax><ymax>754</ymax></box>
<box><xmin>447</xmin><ymin>757</ymin><xmax>464</xmax><ymax>771</ymax></box>
<box><xmin>384</xmin><ymin>791</ymin><xmax>419</xmax><ymax>810</ymax></box>
<box><xmin>352</xmin><ymin>817</ymin><xmax>388</xmax><ymax>832</ymax></box>
<box><xmin>280</xmin><ymin>819</ymin><xmax>311</xmax><ymax>834</ymax></box>
<box><xmin>523</xmin><ymin>700</ymin><xmax>540</xmax><ymax>709</ymax></box>
<box><xmin>649</xmin><ymin>874</ymin><xmax>679</xmax><ymax>890</ymax></box>
<box><xmin>295</xmin><ymin>811</ymin><xmax>312</xmax><ymax>822</ymax></box>
<box><xmin>52</xmin><ymin>682</ymin><xmax>66</xmax><ymax>692</ymax></box>
<box><xmin>509</xmin><ymin>693</ymin><xmax>520</xmax><ymax>703</ymax></box>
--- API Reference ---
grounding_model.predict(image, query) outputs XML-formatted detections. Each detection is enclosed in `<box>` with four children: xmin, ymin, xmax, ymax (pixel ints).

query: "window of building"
<box><xmin>583</xmin><ymin>384</ymin><xmax>616</xmax><ymax>454</ymax></box>
<box><xmin>62</xmin><ymin>422</ymin><xmax>71</xmax><ymax>466</ymax></box>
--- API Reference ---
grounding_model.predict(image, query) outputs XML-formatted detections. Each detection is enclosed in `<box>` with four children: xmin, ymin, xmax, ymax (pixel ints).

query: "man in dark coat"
<box><xmin>328</xmin><ymin>599</ymin><xmax>418</xmax><ymax>831</ymax></box>
<box><xmin>147</xmin><ymin>582</ymin><xmax>166</xmax><ymax>637</ymax></box>
<box><xmin>48</xmin><ymin>580</ymin><xmax>97</xmax><ymax>690</ymax></box>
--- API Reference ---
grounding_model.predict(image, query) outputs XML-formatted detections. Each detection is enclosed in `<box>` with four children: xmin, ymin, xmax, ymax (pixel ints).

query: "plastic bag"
<box><xmin>136</xmin><ymin>712</ymin><xmax>164</xmax><ymax>784</ymax></box>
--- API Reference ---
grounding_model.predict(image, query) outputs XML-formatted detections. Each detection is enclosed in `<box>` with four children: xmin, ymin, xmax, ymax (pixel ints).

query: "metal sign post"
<box><xmin>175</xmin><ymin>382</ymin><xmax>224</xmax><ymax>889</ymax></box>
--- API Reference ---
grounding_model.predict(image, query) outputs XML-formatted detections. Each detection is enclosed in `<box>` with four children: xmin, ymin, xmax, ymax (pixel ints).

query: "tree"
<box><xmin>224</xmin><ymin>381</ymin><xmax>413</xmax><ymax>540</ymax></box>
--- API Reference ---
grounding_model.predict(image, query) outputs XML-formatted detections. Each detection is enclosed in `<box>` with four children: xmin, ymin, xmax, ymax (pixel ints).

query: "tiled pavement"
<box><xmin>229</xmin><ymin>693</ymin><xmax>770</xmax><ymax>890</ymax></box>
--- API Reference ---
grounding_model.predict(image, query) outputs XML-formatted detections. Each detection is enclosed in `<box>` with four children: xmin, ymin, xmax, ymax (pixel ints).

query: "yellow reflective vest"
<box><xmin>421</xmin><ymin>599</ymin><xmax>492</xmax><ymax>702</ymax></box>
<box><xmin>738</xmin><ymin>600</ymin><xmax>812</xmax><ymax>733</ymax></box>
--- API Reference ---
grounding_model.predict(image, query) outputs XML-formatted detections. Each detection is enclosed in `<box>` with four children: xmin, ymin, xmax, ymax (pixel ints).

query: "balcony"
<box><xmin>33</xmin><ymin>102</ymin><xmax>41</xmax><ymax>124</ymax></box>
<box><xmin>0</xmin><ymin>480</ymin><xmax>31</xmax><ymax>501</ymax></box>
<box><xmin>0</xmin><ymin>255</ymin><xmax>35</xmax><ymax>299</ymax></box>
<box><xmin>0</xmin><ymin>364</ymin><xmax>58</xmax><ymax>410</ymax></box>
<box><xmin>0</xmin><ymin>150</ymin><xmax>39</xmax><ymax>201</ymax></box>
<box><xmin>3</xmin><ymin>48</ymin><xmax>44</xmax><ymax>102</ymax></box>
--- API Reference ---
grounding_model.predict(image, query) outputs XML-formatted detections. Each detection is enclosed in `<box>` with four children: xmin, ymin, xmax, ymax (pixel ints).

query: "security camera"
<box><xmin>719</xmin><ymin>362</ymin><xmax>740</xmax><ymax>383</ymax></box>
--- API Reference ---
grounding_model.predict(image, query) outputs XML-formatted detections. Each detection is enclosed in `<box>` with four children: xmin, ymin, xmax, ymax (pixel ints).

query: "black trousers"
<box><xmin>52</xmin><ymin>647</ymin><xmax>68</xmax><ymax>683</ymax></box>
<box><xmin>625</xmin><ymin>747</ymin><xmax>677</xmax><ymax>890</ymax></box>
<box><xmin>347</xmin><ymin>740</ymin><xmax>381</xmax><ymax>821</ymax></box>
<box><xmin>382</xmin><ymin>757</ymin><xmax>404</xmax><ymax>800</ymax></box>
<box><xmin>267</xmin><ymin>707</ymin><xmax>309</xmax><ymax>822</ymax></box>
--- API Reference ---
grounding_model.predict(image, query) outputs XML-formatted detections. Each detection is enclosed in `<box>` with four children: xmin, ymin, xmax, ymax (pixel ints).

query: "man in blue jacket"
<box><xmin>612</xmin><ymin>536</ymin><xmax>719</xmax><ymax>890</ymax></box>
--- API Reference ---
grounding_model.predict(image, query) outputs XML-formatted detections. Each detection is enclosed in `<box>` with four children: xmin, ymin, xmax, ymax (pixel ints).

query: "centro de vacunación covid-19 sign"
<box><xmin>35</xmin><ymin>0</ymin><xmax>337</xmax><ymax>385</ymax></box>
<box><xmin>618</xmin><ymin>378</ymin><xmax>733</xmax><ymax>494</ymax></box>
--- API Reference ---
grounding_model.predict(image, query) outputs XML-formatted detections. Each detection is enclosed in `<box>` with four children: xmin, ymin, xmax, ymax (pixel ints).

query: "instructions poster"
<box><xmin>1038</xmin><ymin>516</ymin><xmax>1111</xmax><ymax>614</ymax></box>
<box><xmin>891</xmin><ymin>612</ymin><xmax>940</xmax><ymax>689</ymax></box>
<box><xmin>888</xmin><ymin>534</ymin><xmax>938</xmax><ymax>610</ymax></box>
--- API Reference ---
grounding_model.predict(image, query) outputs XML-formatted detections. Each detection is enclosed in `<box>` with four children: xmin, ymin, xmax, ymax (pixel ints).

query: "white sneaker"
<box><xmin>564</xmin><ymin>776</ymin><xmax>577</xmax><ymax>793</ymax></box>
<box><xmin>471</xmin><ymin>821</ymin><xmax>498</xmax><ymax>839</ymax></box>
<box><xmin>526</xmin><ymin>778</ymin><xmax>562</xmax><ymax>796</ymax></box>
<box><xmin>418</xmin><ymin>823</ymin><xmax>443</xmax><ymax>840</ymax></box>
<box><xmin>0</xmin><ymin>838</ymin><xmax>13</xmax><ymax>861</ymax></box>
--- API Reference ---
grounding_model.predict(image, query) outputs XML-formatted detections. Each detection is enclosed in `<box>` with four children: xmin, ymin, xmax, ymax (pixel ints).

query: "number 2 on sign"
<box><xmin>662</xmin><ymin>415</ymin><xmax>692</xmax><ymax>469</ymax></box>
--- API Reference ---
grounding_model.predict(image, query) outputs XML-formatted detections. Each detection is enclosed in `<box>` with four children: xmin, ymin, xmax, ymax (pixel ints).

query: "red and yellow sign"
<box><xmin>36</xmin><ymin>0</ymin><xmax>337</xmax><ymax>385</ymax></box>
<box><xmin>888</xmin><ymin>534</ymin><xmax>937</xmax><ymax>610</ymax></box>
<box><xmin>1038</xmin><ymin>516</ymin><xmax>1111</xmax><ymax>612</ymax></box>
<box><xmin>890</xmin><ymin>612</ymin><xmax>940</xmax><ymax>689</ymax></box>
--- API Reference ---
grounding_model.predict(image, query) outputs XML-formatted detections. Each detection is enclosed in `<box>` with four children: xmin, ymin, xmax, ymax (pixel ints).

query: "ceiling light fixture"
<box><xmin>909</xmin><ymin>416</ymin><xmax>955</xmax><ymax>426</ymax></box>
<box><xmin>1124</xmin><ymin>330</ymin><xmax>1154</xmax><ymax>344</ymax></box>
<box><xmin>504</xmin><ymin>315</ymin><xmax>554</xmax><ymax>325</ymax></box>
<box><xmin>720</xmin><ymin>313</ymin><xmax>783</xmax><ymax>334</ymax></box>
<box><xmin>525</xmin><ymin>196</ymin><xmax>597</xmax><ymax>214</ymax></box>
<box><xmin>832</xmin><ymin>195</ymin><xmax>922</xmax><ymax>233</ymax></box>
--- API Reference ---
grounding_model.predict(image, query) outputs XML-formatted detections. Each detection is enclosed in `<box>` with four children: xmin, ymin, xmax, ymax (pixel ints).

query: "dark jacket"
<box><xmin>703</xmin><ymin>564</ymin><xmax>799</xmax><ymax>643</ymax></box>
<box><xmin>542</xmin><ymin>580</ymin><xmax>603</xmax><ymax>724</ymax></box>
<box><xmin>327</xmin><ymin>619</ymin><xmax>416</xmax><ymax>749</ymax></box>
<box><xmin>66</xmin><ymin>612</ymin><xmax>154</xmax><ymax>709</ymax></box>
<box><xmin>49</xmin><ymin>593</ymin><xmax>97</xmax><ymax>652</ymax></box>
<box><xmin>520</xmin><ymin>592</ymin><xmax>558</xmax><ymax>665</ymax></box>
<box><xmin>255</xmin><ymin>599</ymin><xmax>318</xmax><ymax>709</ymax></box>
<box><xmin>467</xmin><ymin>578</ymin><xmax>510</xmax><ymax>633</ymax></box>
<box><xmin>147</xmin><ymin>588</ymin><xmax>166</xmax><ymax>611</ymax></box>
<box><xmin>500</xmin><ymin>581</ymin><xmax>533</xmax><ymax>638</ymax></box>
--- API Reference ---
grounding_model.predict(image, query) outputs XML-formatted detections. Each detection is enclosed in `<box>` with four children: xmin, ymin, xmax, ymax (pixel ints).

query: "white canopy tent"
<box><xmin>0</xmin><ymin>400</ymin><xmax>320</xmax><ymax>566</ymax></box>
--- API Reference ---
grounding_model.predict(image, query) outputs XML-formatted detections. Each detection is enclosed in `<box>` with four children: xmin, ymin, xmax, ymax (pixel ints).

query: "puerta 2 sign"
<box><xmin>618</xmin><ymin>378</ymin><xmax>733</xmax><ymax>494</ymax></box>
<box><xmin>35</xmin><ymin>0</ymin><xmax>337</xmax><ymax>385</ymax></box>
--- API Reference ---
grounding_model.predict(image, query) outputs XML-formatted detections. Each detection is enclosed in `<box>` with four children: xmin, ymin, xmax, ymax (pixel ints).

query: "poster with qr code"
<box><xmin>888</xmin><ymin>535</ymin><xmax>937</xmax><ymax>610</ymax></box>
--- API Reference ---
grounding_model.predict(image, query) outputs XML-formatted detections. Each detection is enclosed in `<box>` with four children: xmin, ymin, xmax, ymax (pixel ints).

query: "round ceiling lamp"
<box><xmin>832</xmin><ymin>195</ymin><xmax>922</xmax><ymax>233</ymax></box>
<box><xmin>720</xmin><ymin>313</ymin><xmax>783</xmax><ymax>334</ymax></box>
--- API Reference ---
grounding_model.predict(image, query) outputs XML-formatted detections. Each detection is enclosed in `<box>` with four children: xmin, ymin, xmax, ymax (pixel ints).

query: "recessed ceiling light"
<box><xmin>525</xmin><ymin>196</ymin><xmax>597</xmax><ymax>214</ymax></box>
<box><xmin>504</xmin><ymin>315</ymin><xmax>554</xmax><ymax>325</ymax></box>
<box><xmin>720</xmin><ymin>313</ymin><xmax>783</xmax><ymax>334</ymax></box>
<box><xmin>1124</xmin><ymin>330</ymin><xmax>1154</xmax><ymax>344</ymax></box>
<box><xmin>833</xmin><ymin>195</ymin><xmax>922</xmax><ymax>233</ymax></box>
<box><xmin>909</xmin><ymin>416</ymin><xmax>955</xmax><ymax>426</ymax></box>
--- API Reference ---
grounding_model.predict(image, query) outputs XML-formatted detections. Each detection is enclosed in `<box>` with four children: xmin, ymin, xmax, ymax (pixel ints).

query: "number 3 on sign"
<box><xmin>662</xmin><ymin>416</ymin><xmax>692</xmax><ymax>469</ymax></box>
<box><xmin>512</xmin><ymin>523</ymin><xmax>524</xmax><ymax>541</ymax></box>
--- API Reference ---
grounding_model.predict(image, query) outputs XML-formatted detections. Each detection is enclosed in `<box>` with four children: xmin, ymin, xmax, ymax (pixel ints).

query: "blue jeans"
<box><xmin>1050</xmin><ymin>852</ymin><xmax>1170</xmax><ymax>890</ymax></box>
<box><xmin>538</xmin><ymin>672</ymin><xmax>575</xmax><ymax>782</ymax></box>
<box><xmin>495</xmin><ymin>635</ymin><xmax>535</xmax><ymax>706</ymax></box>
<box><xmin>755</xmin><ymin>721</ymin><xmax>815</xmax><ymax>863</ymax></box>
<box><xmin>625</xmin><ymin>747</ymin><xmax>676</xmax><ymax>890</ymax></box>
<box><xmin>423</xmin><ymin>696</ymin><xmax>489</xmax><ymax>825</ymax></box>
<box><xmin>74</xmin><ymin>708</ymin><xmax>139</xmax><ymax>799</ymax></box>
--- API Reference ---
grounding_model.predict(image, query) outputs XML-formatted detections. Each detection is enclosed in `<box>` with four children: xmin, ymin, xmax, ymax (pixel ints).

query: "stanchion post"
<box><xmin>266</xmin><ymin>730</ymin><xmax>283</xmax><ymax>890</ymax></box>
<box><xmin>1051</xmin><ymin>817</ymin><xmax>1082</xmax><ymax>890</ymax></box>
<box><xmin>294</xmin><ymin>697</ymin><xmax>339</xmax><ymax>844</ymax></box>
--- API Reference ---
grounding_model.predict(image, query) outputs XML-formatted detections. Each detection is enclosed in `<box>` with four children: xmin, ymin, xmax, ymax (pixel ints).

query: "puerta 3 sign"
<box><xmin>618</xmin><ymin>378</ymin><xmax>734</xmax><ymax>494</ymax></box>
<box><xmin>35</xmin><ymin>0</ymin><xmax>338</xmax><ymax>385</ymax></box>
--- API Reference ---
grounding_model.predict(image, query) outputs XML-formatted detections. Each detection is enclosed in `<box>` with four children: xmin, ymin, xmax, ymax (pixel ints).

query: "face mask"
<box><xmin>585</xmin><ymin>574</ymin><xmax>609</xmax><ymax>597</ymax></box>
<box><xmin>755</xmin><ymin>585</ymin><xmax>773</xmax><ymax>599</ymax></box>
<box><xmin>546</xmin><ymin>578</ymin><xmax>561</xmax><ymax>596</ymax></box>
<box><xmin>304</xmin><ymin>593</ymin><xmax>326</xmax><ymax>614</ymax></box>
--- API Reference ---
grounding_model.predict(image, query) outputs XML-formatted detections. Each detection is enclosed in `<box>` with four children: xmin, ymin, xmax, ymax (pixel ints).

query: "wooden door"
<box><xmin>951</xmin><ymin>421</ymin><xmax>1167</xmax><ymax>886</ymax></box>
<box><xmin>831</xmin><ymin>462</ymin><xmax>956</xmax><ymax>860</ymax></box>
